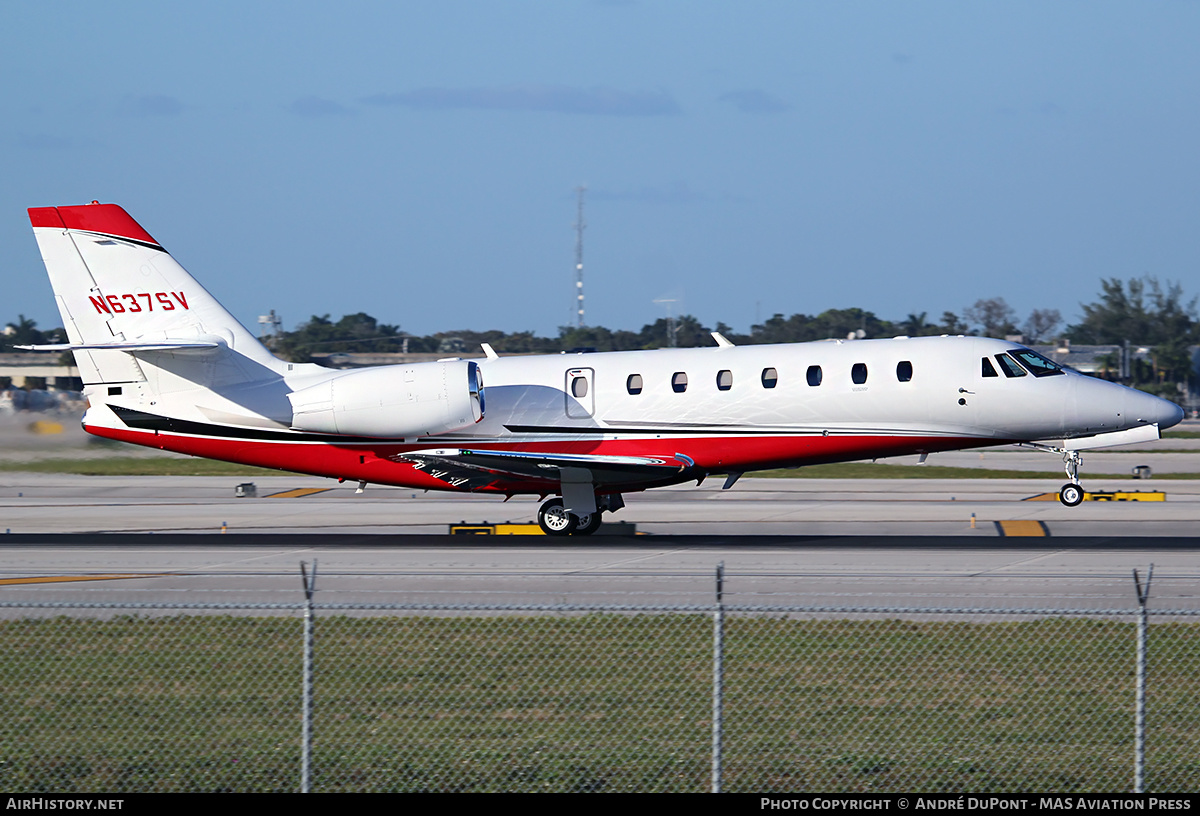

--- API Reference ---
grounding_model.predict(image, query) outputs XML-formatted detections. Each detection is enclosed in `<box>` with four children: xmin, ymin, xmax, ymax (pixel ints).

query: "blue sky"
<box><xmin>3</xmin><ymin>2</ymin><xmax>1199</xmax><ymax>340</ymax></box>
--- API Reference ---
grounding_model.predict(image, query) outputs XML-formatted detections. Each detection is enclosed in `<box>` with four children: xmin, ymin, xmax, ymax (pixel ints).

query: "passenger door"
<box><xmin>565</xmin><ymin>368</ymin><xmax>595</xmax><ymax>418</ymax></box>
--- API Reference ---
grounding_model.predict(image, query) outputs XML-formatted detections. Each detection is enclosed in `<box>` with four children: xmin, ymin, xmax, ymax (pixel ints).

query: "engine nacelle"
<box><xmin>288</xmin><ymin>360</ymin><xmax>484</xmax><ymax>437</ymax></box>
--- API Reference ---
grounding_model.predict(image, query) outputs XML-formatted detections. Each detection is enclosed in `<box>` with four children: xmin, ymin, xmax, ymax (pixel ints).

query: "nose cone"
<box><xmin>1129</xmin><ymin>389</ymin><xmax>1184</xmax><ymax>431</ymax></box>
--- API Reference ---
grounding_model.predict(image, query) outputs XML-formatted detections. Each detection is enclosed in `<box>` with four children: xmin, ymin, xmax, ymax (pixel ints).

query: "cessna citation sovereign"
<box><xmin>22</xmin><ymin>203</ymin><xmax>1184</xmax><ymax>534</ymax></box>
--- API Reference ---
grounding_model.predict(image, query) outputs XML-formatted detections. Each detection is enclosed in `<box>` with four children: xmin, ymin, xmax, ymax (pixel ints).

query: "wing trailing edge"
<box><xmin>398</xmin><ymin>447</ymin><xmax>698</xmax><ymax>493</ymax></box>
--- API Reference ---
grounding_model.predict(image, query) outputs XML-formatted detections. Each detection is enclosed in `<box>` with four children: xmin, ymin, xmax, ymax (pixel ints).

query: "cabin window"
<box><xmin>716</xmin><ymin>370</ymin><xmax>733</xmax><ymax>391</ymax></box>
<box><xmin>571</xmin><ymin>376</ymin><xmax>588</xmax><ymax>398</ymax></box>
<box><xmin>761</xmin><ymin>367</ymin><xmax>778</xmax><ymax>388</ymax></box>
<box><xmin>807</xmin><ymin>365</ymin><xmax>822</xmax><ymax>386</ymax></box>
<box><xmin>626</xmin><ymin>374</ymin><xmax>643</xmax><ymax>395</ymax></box>
<box><xmin>896</xmin><ymin>361</ymin><xmax>913</xmax><ymax>382</ymax></box>
<box><xmin>995</xmin><ymin>353</ymin><xmax>1027</xmax><ymax>378</ymax></box>
<box><xmin>851</xmin><ymin>363</ymin><xmax>868</xmax><ymax>384</ymax></box>
<box><xmin>672</xmin><ymin>372</ymin><xmax>688</xmax><ymax>393</ymax></box>
<box><xmin>982</xmin><ymin>357</ymin><xmax>998</xmax><ymax>378</ymax></box>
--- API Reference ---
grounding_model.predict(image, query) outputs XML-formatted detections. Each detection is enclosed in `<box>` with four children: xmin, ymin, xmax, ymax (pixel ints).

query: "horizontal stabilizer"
<box><xmin>16</xmin><ymin>341</ymin><xmax>221</xmax><ymax>353</ymax></box>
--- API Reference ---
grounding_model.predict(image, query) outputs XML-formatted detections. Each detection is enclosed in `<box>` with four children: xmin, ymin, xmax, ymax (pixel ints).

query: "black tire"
<box><xmin>537</xmin><ymin>498</ymin><xmax>577</xmax><ymax>536</ymax></box>
<box><xmin>1059</xmin><ymin>483</ymin><xmax>1084</xmax><ymax>507</ymax></box>
<box><xmin>573</xmin><ymin>511</ymin><xmax>603</xmax><ymax>536</ymax></box>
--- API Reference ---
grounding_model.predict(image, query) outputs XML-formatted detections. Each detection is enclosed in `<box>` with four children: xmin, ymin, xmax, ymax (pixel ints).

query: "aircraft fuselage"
<box><xmin>82</xmin><ymin>334</ymin><xmax>1178</xmax><ymax>493</ymax></box>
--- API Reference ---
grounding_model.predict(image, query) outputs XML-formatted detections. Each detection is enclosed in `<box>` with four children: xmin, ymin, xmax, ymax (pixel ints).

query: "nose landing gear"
<box><xmin>1059</xmin><ymin>450</ymin><xmax>1085</xmax><ymax>507</ymax></box>
<box><xmin>1059</xmin><ymin>482</ymin><xmax>1085</xmax><ymax>507</ymax></box>
<box><xmin>1018</xmin><ymin>442</ymin><xmax>1089</xmax><ymax>507</ymax></box>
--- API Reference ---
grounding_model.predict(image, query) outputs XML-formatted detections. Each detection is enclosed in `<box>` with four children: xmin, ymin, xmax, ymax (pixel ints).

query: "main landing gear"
<box><xmin>537</xmin><ymin>497</ymin><xmax>605</xmax><ymax>536</ymax></box>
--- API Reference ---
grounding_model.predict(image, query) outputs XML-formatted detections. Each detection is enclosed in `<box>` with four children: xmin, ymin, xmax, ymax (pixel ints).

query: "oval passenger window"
<box><xmin>672</xmin><ymin>372</ymin><xmax>688</xmax><ymax>393</ymax></box>
<box><xmin>896</xmin><ymin>361</ymin><xmax>913</xmax><ymax>382</ymax></box>
<box><xmin>807</xmin><ymin>365</ymin><xmax>822</xmax><ymax>386</ymax></box>
<box><xmin>716</xmin><ymin>370</ymin><xmax>732</xmax><ymax>391</ymax></box>
<box><xmin>761</xmin><ymin>368</ymin><xmax>778</xmax><ymax>388</ymax></box>
<box><xmin>571</xmin><ymin>377</ymin><xmax>588</xmax><ymax>398</ymax></box>
<box><xmin>852</xmin><ymin>363</ymin><xmax>868</xmax><ymax>384</ymax></box>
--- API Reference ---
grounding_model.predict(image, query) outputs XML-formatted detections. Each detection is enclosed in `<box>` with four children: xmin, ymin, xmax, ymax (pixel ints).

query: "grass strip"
<box><xmin>1</xmin><ymin>615</ymin><xmax>1198</xmax><ymax>793</ymax></box>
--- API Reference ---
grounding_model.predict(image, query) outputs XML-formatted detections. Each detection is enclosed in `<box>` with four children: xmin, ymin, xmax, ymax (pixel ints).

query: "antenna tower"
<box><xmin>653</xmin><ymin>298</ymin><xmax>679</xmax><ymax>348</ymax></box>
<box><xmin>573</xmin><ymin>186</ymin><xmax>586</xmax><ymax>328</ymax></box>
<box><xmin>257</xmin><ymin>309</ymin><xmax>282</xmax><ymax>348</ymax></box>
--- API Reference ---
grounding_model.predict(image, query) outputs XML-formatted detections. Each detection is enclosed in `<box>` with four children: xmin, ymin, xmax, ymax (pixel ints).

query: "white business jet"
<box><xmin>22</xmin><ymin>203</ymin><xmax>1183</xmax><ymax>534</ymax></box>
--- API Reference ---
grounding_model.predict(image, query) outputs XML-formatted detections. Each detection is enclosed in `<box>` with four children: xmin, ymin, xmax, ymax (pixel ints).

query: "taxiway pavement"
<box><xmin>2</xmin><ymin>473</ymin><xmax>1199</xmax><ymax>537</ymax></box>
<box><xmin>0</xmin><ymin>534</ymin><xmax>1196</xmax><ymax>612</ymax></box>
<box><xmin>1</xmin><ymin>472</ymin><xmax>1198</xmax><ymax>612</ymax></box>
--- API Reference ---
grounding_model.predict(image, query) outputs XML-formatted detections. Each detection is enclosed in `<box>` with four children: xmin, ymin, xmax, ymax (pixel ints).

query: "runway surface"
<box><xmin>1</xmin><ymin>524</ymin><xmax>1198</xmax><ymax>612</ymax></box>
<box><xmin>3</xmin><ymin>473</ymin><xmax>1200</xmax><ymax>536</ymax></box>
<box><xmin>2</xmin><ymin>465</ymin><xmax>1198</xmax><ymax>613</ymax></box>
<box><xmin>0</xmin><ymin>534</ymin><xmax>1196</xmax><ymax>612</ymax></box>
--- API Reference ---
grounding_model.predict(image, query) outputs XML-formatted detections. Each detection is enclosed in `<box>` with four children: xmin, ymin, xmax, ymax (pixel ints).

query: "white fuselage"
<box><xmin>81</xmin><ymin>334</ymin><xmax>1180</xmax><ymax>491</ymax></box>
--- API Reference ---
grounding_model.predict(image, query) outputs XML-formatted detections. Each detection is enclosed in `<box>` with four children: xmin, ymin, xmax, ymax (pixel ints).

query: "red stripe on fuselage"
<box><xmin>86</xmin><ymin>424</ymin><xmax>995</xmax><ymax>494</ymax></box>
<box><xmin>493</xmin><ymin>434</ymin><xmax>980</xmax><ymax>470</ymax></box>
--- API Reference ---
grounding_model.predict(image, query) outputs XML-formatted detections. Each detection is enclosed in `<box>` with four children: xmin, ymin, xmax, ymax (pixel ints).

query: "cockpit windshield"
<box><xmin>1007</xmin><ymin>349</ymin><xmax>1065</xmax><ymax>377</ymax></box>
<box><xmin>994</xmin><ymin>353</ymin><xmax>1027</xmax><ymax>378</ymax></box>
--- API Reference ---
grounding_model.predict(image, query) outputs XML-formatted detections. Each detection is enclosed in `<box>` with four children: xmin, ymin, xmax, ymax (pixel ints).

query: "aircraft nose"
<box><xmin>1129</xmin><ymin>389</ymin><xmax>1184</xmax><ymax>431</ymax></box>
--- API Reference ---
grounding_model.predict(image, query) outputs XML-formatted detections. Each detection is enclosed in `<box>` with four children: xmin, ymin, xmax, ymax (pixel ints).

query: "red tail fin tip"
<box><xmin>28</xmin><ymin>203</ymin><xmax>160</xmax><ymax>247</ymax></box>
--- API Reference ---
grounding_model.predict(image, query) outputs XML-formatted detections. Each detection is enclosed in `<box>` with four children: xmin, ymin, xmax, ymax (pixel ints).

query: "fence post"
<box><xmin>1132</xmin><ymin>564</ymin><xmax>1153</xmax><ymax>794</ymax></box>
<box><xmin>300</xmin><ymin>559</ymin><xmax>318</xmax><ymax>793</ymax></box>
<box><xmin>712</xmin><ymin>561</ymin><xmax>725</xmax><ymax>794</ymax></box>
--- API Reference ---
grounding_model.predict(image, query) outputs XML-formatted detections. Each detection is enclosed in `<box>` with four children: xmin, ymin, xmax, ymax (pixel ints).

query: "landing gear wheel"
<box><xmin>537</xmin><ymin>498</ymin><xmax>577</xmax><ymax>536</ymax></box>
<box><xmin>1059</xmin><ymin>483</ymin><xmax>1084</xmax><ymax>507</ymax></box>
<box><xmin>573</xmin><ymin>511</ymin><xmax>603</xmax><ymax>536</ymax></box>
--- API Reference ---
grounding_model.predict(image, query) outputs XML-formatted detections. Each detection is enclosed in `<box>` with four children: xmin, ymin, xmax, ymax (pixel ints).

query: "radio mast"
<box><xmin>573</xmin><ymin>186</ymin><xmax>586</xmax><ymax>328</ymax></box>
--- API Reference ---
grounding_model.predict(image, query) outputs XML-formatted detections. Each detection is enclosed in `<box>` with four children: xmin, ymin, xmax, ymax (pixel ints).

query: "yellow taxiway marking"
<box><xmin>1025</xmin><ymin>491</ymin><xmax>1166</xmax><ymax>502</ymax></box>
<box><xmin>1086</xmin><ymin>491</ymin><xmax>1166</xmax><ymax>502</ymax></box>
<box><xmin>994</xmin><ymin>520</ymin><xmax>1050</xmax><ymax>537</ymax></box>
<box><xmin>450</xmin><ymin>523</ymin><xmax>546</xmax><ymax>536</ymax></box>
<box><xmin>265</xmin><ymin>488</ymin><xmax>332</xmax><ymax>499</ymax></box>
<box><xmin>0</xmin><ymin>574</ymin><xmax>176</xmax><ymax>586</ymax></box>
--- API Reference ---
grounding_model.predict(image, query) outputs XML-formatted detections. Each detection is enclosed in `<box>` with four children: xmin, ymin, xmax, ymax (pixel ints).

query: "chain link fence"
<box><xmin>1</xmin><ymin>566</ymin><xmax>1198</xmax><ymax>793</ymax></box>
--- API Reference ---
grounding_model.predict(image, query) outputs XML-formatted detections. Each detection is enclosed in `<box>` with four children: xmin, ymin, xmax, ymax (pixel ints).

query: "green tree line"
<box><xmin>7</xmin><ymin>277</ymin><xmax>1198</xmax><ymax>399</ymax></box>
<box><xmin>0</xmin><ymin>316</ymin><xmax>65</xmax><ymax>353</ymax></box>
<box><xmin>267</xmin><ymin>276</ymin><xmax>1196</xmax><ymax>348</ymax></box>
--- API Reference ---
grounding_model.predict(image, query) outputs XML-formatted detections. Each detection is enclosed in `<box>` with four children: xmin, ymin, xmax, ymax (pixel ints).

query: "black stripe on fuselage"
<box><xmin>109</xmin><ymin>405</ymin><xmax>391</xmax><ymax>443</ymax></box>
<box><xmin>110</xmin><ymin>406</ymin><xmax>760</xmax><ymax>444</ymax></box>
<box><xmin>109</xmin><ymin>406</ymin><xmax>943</xmax><ymax>444</ymax></box>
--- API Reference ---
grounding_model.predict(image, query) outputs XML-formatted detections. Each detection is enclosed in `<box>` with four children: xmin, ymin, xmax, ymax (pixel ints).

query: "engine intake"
<box><xmin>288</xmin><ymin>360</ymin><xmax>484</xmax><ymax>437</ymax></box>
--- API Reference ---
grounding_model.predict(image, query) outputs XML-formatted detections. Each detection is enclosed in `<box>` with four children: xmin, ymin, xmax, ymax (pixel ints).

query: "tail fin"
<box><xmin>28</xmin><ymin>202</ymin><xmax>280</xmax><ymax>385</ymax></box>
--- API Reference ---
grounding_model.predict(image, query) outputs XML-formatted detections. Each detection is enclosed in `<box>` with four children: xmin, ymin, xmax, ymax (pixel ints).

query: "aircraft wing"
<box><xmin>397</xmin><ymin>448</ymin><xmax>697</xmax><ymax>492</ymax></box>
